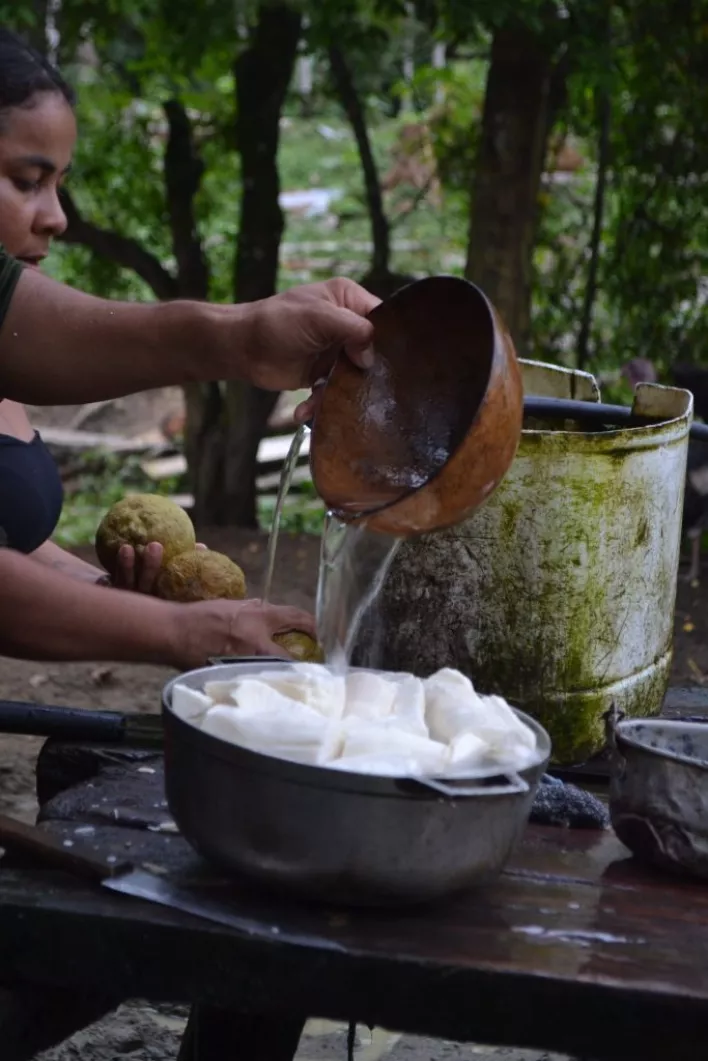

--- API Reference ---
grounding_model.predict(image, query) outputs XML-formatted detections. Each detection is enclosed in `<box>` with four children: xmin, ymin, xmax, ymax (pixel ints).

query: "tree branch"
<box><xmin>58</xmin><ymin>190</ymin><xmax>179</xmax><ymax>301</ymax></box>
<box><xmin>576</xmin><ymin>88</ymin><xmax>612</xmax><ymax>372</ymax></box>
<box><xmin>328</xmin><ymin>43</ymin><xmax>390</xmax><ymax>276</ymax></box>
<box><xmin>163</xmin><ymin>98</ymin><xmax>210</xmax><ymax>300</ymax></box>
<box><xmin>390</xmin><ymin>173</ymin><xmax>435</xmax><ymax>230</ymax></box>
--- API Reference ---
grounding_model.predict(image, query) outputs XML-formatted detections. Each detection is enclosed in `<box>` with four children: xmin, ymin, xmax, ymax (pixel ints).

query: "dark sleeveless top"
<box><xmin>0</xmin><ymin>251</ymin><xmax>64</xmax><ymax>551</ymax></box>
<box><xmin>0</xmin><ymin>431</ymin><xmax>64</xmax><ymax>552</ymax></box>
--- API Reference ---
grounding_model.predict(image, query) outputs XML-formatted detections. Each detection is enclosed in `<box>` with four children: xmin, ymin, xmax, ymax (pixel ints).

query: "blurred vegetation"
<box><xmin>5</xmin><ymin>0</ymin><xmax>708</xmax><ymax>542</ymax></box>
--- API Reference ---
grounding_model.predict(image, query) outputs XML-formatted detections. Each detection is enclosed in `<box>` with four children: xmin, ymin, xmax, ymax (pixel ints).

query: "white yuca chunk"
<box><xmin>423</xmin><ymin>668</ymin><xmax>477</xmax><ymax>742</ymax></box>
<box><xmin>318</xmin><ymin>719</ymin><xmax>346</xmax><ymax>764</ymax></box>
<box><xmin>481</xmin><ymin>693</ymin><xmax>532</xmax><ymax>729</ymax></box>
<box><xmin>171</xmin><ymin>684</ymin><xmax>214</xmax><ymax>723</ymax></box>
<box><xmin>227</xmin><ymin>679</ymin><xmax>309</xmax><ymax>715</ymax></box>
<box><xmin>424</xmin><ymin>668</ymin><xmax>536</xmax><ymax>753</ymax></box>
<box><xmin>203</xmin><ymin>679</ymin><xmax>241</xmax><ymax>704</ymax></box>
<box><xmin>344</xmin><ymin>671</ymin><xmax>398</xmax><ymax>720</ymax></box>
<box><xmin>201</xmin><ymin>699</ymin><xmax>332</xmax><ymax>765</ymax></box>
<box><xmin>388</xmin><ymin>675</ymin><xmax>428</xmax><ymax>737</ymax></box>
<box><xmin>238</xmin><ymin>664</ymin><xmax>346</xmax><ymax>720</ymax></box>
<box><xmin>476</xmin><ymin>730</ymin><xmax>539</xmax><ymax>772</ymax></box>
<box><xmin>290</xmin><ymin>663</ymin><xmax>346</xmax><ymax>719</ymax></box>
<box><xmin>472</xmin><ymin>697</ymin><xmax>537</xmax><ymax>753</ymax></box>
<box><xmin>447</xmin><ymin>730</ymin><xmax>490</xmax><ymax>770</ymax></box>
<box><xmin>197</xmin><ymin>663</ymin><xmax>537</xmax><ymax>778</ymax></box>
<box><xmin>330</xmin><ymin>753</ymin><xmax>433</xmax><ymax>777</ymax></box>
<box><xmin>340</xmin><ymin>717</ymin><xmax>448</xmax><ymax>774</ymax></box>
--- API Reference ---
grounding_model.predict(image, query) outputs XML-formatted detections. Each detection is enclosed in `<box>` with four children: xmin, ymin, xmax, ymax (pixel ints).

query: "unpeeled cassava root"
<box><xmin>96</xmin><ymin>494</ymin><xmax>322</xmax><ymax>659</ymax></box>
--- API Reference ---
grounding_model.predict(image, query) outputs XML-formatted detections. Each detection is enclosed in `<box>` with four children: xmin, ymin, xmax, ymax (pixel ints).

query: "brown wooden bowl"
<box><xmin>310</xmin><ymin>275</ymin><xmax>523</xmax><ymax>536</ymax></box>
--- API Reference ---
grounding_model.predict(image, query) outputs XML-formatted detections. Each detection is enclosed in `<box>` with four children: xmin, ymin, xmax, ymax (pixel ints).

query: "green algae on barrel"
<box><xmin>352</xmin><ymin>360</ymin><xmax>692</xmax><ymax>766</ymax></box>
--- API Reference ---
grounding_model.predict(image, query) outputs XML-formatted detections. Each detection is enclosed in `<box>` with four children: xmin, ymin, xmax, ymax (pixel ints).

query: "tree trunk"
<box><xmin>576</xmin><ymin>88</ymin><xmax>612</xmax><ymax>372</ymax></box>
<box><xmin>465</xmin><ymin>27</ymin><xmax>554</xmax><ymax>357</ymax></box>
<box><xmin>328</xmin><ymin>45</ymin><xmax>414</xmax><ymax>301</ymax></box>
<box><xmin>190</xmin><ymin>3</ymin><xmax>302</xmax><ymax>528</ymax></box>
<box><xmin>158</xmin><ymin>99</ymin><xmax>225</xmax><ymax>530</ymax></box>
<box><xmin>328</xmin><ymin>44</ymin><xmax>390</xmax><ymax>277</ymax></box>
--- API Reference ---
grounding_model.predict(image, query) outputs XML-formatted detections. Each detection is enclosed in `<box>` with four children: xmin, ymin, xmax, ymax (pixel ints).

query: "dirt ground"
<box><xmin>0</xmin><ymin>525</ymin><xmax>705</xmax><ymax>1060</ymax></box>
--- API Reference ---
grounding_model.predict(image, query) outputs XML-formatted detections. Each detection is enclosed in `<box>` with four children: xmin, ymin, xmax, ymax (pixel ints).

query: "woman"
<box><xmin>0</xmin><ymin>29</ymin><xmax>315</xmax><ymax>665</ymax></box>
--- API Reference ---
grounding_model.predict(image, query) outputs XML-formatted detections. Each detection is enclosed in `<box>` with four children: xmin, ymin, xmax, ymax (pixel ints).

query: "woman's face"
<box><xmin>0</xmin><ymin>92</ymin><xmax>76</xmax><ymax>267</ymax></box>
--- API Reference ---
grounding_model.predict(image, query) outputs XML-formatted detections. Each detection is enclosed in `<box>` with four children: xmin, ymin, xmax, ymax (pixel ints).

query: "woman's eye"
<box><xmin>12</xmin><ymin>178</ymin><xmax>40</xmax><ymax>193</ymax></box>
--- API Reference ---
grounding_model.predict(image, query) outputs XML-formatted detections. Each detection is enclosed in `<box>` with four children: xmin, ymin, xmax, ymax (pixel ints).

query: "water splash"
<box><xmin>261</xmin><ymin>424</ymin><xmax>308</xmax><ymax>602</ymax></box>
<box><xmin>316</xmin><ymin>514</ymin><xmax>401</xmax><ymax>672</ymax></box>
<box><xmin>262</xmin><ymin>423</ymin><xmax>400</xmax><ymax>666</ymax></box>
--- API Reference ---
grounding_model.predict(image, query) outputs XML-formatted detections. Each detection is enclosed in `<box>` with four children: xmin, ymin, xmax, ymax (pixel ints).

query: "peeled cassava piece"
<box><xmin>155</xmin><ymin>549</ymin><xmax>247</xmax><ymax>603</ymax></box>
<box><xmin>272</xmin><ymin>630</ymin><xmax>325</xmax><ymax>663</ymax></box>
<box><xmin>171</xmin><ymin>663</ymin><xmax>541</xmax><ymax>779</ymax></box>
<box><xmin>96</xmin><ymin>494</ymin><xmax>196</xmax><ymax>577</ymax></box>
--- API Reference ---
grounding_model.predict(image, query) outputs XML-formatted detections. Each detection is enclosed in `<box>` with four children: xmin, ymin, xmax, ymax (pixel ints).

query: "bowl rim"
<box><xmin>163</xmin><ymin>660</ymin><xmax>552</xmax><ymax>798</ymax></box>
<box><xmin>615</xmin><ymin>717</ymin><xmax>708</xmax><ymax>772</ymax></box>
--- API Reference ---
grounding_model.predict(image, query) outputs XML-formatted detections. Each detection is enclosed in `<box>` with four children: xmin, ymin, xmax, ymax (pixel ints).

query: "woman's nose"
<box><xmin>34</xmin><ymin>188</ymin><xmax>68</xmax><ymax>237</ymax></box>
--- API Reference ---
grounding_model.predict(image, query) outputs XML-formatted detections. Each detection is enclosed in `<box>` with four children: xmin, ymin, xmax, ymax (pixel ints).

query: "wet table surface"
<box><xmin>0</xmin><ymin>688</ymin><xmax>707</xmax><ymax>1061</ymax></box>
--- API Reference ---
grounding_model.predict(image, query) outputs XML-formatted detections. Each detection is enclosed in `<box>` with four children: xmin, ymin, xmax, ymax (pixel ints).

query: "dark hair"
<box><xmin>0</xmin><ymin>28</ymin><xmax>75</xmax><ymax>121</ymax></box>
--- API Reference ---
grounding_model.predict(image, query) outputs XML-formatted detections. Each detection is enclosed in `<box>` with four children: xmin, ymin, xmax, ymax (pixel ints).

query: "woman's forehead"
<box><xmin>0</xmin><ymin>92</ymin><xmax>76</xmax><ymax>167</ymax></box>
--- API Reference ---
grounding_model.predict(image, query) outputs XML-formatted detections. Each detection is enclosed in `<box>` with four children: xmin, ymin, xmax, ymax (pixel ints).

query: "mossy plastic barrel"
<box><xmin>354</xmin><ymin>361</ymin><xmax>693</xmax><ymax>765</ymax></box>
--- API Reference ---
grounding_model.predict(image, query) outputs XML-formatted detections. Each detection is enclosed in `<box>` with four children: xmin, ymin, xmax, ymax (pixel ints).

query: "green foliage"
<box><xmin>56</xmin><ymin>452</ymin><xmax>324</xmax><ymax>546</ymax></box>
<box><xmin>0</xmin><ymin>2</ymin><xmax>35</xmax><ymax>28</ymax></box>
<box><xmin>7</xmin><ymin>0</ymin><xmax>708</xmax><ymax>540</ymax></box>
<box><xmin>259</xmin><ymin>481</ymin><xmax>325</xmax><ymax>536</ymax></box>
<box><xmin>597</xmin><ymin>3</ymin><xmax>708</xmax><ymax>371</ymax></box>
<box><xmin>55</xmin><ymin>452</ymin><xmax>182</xmax><ymax>547</ymax></box>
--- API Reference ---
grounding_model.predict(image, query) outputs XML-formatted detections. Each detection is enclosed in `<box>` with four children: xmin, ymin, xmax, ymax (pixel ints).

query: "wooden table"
<box><xmin>0</xmin><ymin>690</ymin><xmax>707</xmax><ymax>1061</ymax></box>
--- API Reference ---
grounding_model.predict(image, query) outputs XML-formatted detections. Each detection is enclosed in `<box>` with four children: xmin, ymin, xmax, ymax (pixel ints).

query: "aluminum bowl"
<box><xmin>608</xmin><ymin>710</ymin><xmax>708</xmax><ymax>880</ymax></box>
<box><xmin>162</xmin><ymin>660</ymin><xmax>551</xmax><ymax>907</ymax></box>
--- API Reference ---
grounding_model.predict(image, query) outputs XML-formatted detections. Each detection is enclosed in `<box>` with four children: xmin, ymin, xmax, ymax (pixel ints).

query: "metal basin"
<box><xmin>608</xmin><ymin>711</ymin><xmax>708</xmax><ymax>880</ymax></box>
<box><xmin>162</xmin><ymin>660</ymin><xmax>551</xmax><ymax>907</ymax></box>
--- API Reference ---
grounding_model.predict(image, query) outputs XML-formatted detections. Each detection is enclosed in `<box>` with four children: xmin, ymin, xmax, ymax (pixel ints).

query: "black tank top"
<box><xmin>0</xmin><ymin>431</ymin><xmax>64</xmax><ymax>553</ymax></box>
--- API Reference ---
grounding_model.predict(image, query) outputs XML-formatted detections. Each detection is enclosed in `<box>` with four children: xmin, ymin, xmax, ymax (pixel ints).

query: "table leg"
<box><xmin>0</xmin><ymin>986</ymin><xmax>119</xmax><ymax>1061</ymax></box>
<box><xmin>177</xmin><ymin>1006</ymin><xmax>306</xmax><ymax>1061</ymax></box>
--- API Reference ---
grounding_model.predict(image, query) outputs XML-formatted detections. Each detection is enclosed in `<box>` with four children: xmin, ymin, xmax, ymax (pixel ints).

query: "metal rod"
<box><xmin>524</xmin><ymin>396</ymin><xmax>708</xmax><ymax>443</ymax></box>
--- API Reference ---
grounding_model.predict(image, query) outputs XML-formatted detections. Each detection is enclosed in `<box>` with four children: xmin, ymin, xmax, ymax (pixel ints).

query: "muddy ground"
<box><xmin>1</xmin><ymin>526</ymin><xmax>705</xmax><ymax>1060</ymax></box>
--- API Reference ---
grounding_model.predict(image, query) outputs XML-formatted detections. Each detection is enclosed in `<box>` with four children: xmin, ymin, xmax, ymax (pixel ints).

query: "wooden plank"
<box><xmin>5</xmin><ymin>689</ymin><xmax>708</xmax><ymax>1061</ymax></box>
<box><xmin>141</xmin><ymin>432</ymin><xmax>310</xmax><ymax>483</ymax></box>
<box><xmin>1</xmin><ymin>828</ymin><xmax>708</xmax><ymax>1061</ymax></box>
<box><xmin>280</xmin><ymin>239</ymin><xmax>427</xmax><ymax>254</ymax></box>
<box><xmin>256</xmin><ymin>466</ymin><xmax>312</xmax><ymax>493</ymax></box>
<box><xmin>0</xmin><ymin>728</ymin><xmax>706</xmax><ymax>1061</ymax></box>
<box><xmin>141</xmin><ymin>454</ymin><xmax>188</xmax><ymax>480</ymax></box>
<box><xmin>41</xmin><ymin>427</ymin><xmax>165</xmax><ymax>453</ymax></box>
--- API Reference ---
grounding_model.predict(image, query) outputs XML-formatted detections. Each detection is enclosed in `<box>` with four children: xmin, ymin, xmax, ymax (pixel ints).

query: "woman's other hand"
<box><xmin>109</xmin><ymin>542</ymin><xmax>207</xmax><ymax>594</ymax></box>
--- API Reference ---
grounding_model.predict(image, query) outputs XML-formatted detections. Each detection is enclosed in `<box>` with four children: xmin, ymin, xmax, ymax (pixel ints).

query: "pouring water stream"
<box><xmin>262</xmin><ymin>426</ymin><xmax>400</xmax><ymax>667</ymax></box>
<box><xmin>261</xmin><ymin>424</ymin><xmax>308</xmax><ymax>603</ymax></box>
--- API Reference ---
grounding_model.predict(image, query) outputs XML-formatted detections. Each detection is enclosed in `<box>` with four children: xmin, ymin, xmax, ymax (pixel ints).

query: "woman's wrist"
<box><xmin>168</xmin><ymin>601</ymin><xmax>233</xmax><ymax>671</ymax></box>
